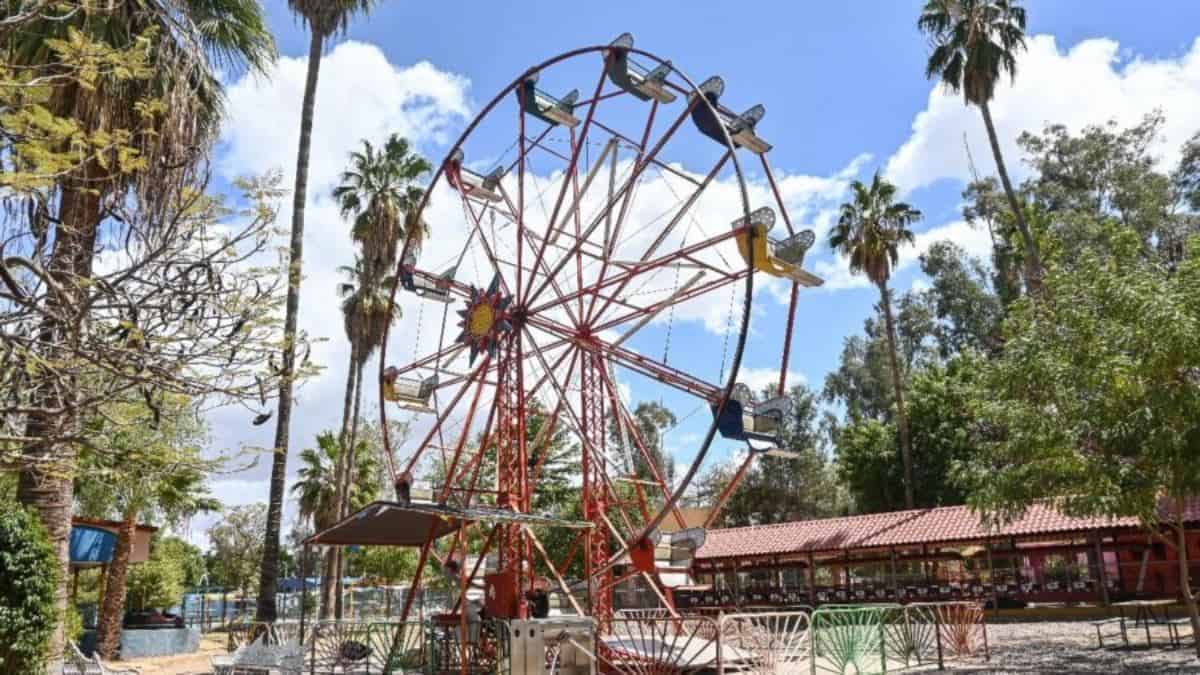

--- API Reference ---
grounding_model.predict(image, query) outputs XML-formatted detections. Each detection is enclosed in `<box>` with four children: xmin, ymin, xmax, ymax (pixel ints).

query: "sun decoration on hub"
<box><xmin>456</xmin><ymin>274</ymin><xmax>513</xmax><ymax>365</ymax></box>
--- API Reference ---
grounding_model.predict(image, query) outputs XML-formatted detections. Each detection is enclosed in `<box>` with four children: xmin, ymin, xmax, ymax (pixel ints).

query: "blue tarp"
<box><xmin>278</xmin><ymin>577</ymin><xmax>320</xmax><ymax>593</ymax></box>
<box><xmin>70</xmin><ymin>525</ymin><xmax>117</xmax><ymax>565</ymax></box>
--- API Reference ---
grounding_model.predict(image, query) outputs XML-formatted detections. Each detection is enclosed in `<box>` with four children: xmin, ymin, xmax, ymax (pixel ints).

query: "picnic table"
<box><xmin>1112</xmin><ymin>599</ymin><xmax>1176</xmax><ymax>647</ymax></box>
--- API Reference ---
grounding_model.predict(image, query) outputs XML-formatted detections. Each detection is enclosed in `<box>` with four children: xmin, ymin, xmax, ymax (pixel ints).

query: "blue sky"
<box><xmin>188</xmin><ymin>0</ymin><xmax>1200</xmax><ymax>545</ymax></box>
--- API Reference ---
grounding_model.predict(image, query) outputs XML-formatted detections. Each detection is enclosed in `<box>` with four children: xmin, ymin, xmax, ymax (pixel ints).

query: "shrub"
<box><xmin>0</xmin><ymin>506</ymin><xmax>60</xmax><ymax>672</ymax></box>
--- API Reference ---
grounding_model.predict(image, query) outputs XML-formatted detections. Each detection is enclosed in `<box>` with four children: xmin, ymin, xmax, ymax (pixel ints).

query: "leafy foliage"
<box><xmin>209</xmin><ymin>504</ymin><xmax>268</xmax><ymax>596</ymax></box>
<box><xmin>0</xmin><ymin>506</ymin><xmax>58</xmax><ymax>673</ymax></box>
<box><xmin>126</xmin><ymin>536</ymin><xmax>199</xmax><ymax>611</ymax></box>
<box><xmin>962</xmin><ymin>224</ymin><xmax>1200</xmax><ymax>521</ymax></box>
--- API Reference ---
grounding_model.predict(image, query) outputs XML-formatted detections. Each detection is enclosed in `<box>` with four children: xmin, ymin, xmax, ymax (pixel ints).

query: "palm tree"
<box><xmin>326</xmin><ymin>259</ymin><xmax>398</xmax><ymax>617</ymax></box>
<box><xmin>829</xmin><ymin>172</ymin><xmax>923</xmax><ymax>509</ymax></box>
<box><xmin>8</xmin><ymin>2</ymin><xmax>274</xmax><ymax>659</ymax></box>
<box><xmin>333</xmin><ymin>134</ymin><xmax>433</xmax><ymax>285</ymax></box>
<box><xmin>332</xmin><ymin>134</ymin><xmax>429</xmax><ymax>507</ymax></box>
<box><xmin>327</xmin><ymin>137</ymin><xmax>428</xmax><ymax>616</ymax></box>
<box><xmin>918</xmin><ymin>0</ymin><xmax>1042</xmax><ymax>293</ymax></box>
<box><xmin>335</xmin><ymin>258</ymin><xmax>401</xmax><ymax>468</ymax></box>
<box><xmin>258</xmin><ymin>0</ymin><xmax>377</xmax><ymax>624</ymax></box>
<box><xmin>291</xmin><ymin>431</ymin><xmax>379</xmax><ymax>618</ymax></box>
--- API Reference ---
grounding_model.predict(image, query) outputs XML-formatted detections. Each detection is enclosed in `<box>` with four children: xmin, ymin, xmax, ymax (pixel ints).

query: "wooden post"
<box><xmin>1136</xmin><ymin>545</ymin><xmax>1152</xmax><ymax>594</ymax></box>
<box><xmin>1093</xmin><ymin>534</ymin><xmax>1111</xmax><ymax>606</ymax></box>
<box><xmin>733</xmin><ymin>558</ymin><xmax>741</xmax><ymax>609</ymax></box>
<box><xmin>807</xmin><ymin>552</ymin><xmax>817</xmax><ymax>604</ymax></box>
<box><xmin>889</xmin><ymin>548</ymin><xmax>899</xmax><ymax>592</ymax></box>
<box><xmin>922</xmin><ymin>545</ymin><xmax>932</xmax><ymax>583</ymax></box>
<box><xmin>985</xmin><ymin>538</ymin><xmax>997</xmax><ymax>615</ymax></box>
<box><xmin>844</xmin><ymin>551</ymin><xmax>852</xmax><ymax>597</ymax></box>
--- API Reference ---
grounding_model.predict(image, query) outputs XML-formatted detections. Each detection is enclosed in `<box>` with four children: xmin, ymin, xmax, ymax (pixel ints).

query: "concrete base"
<box><xmin>79</xmin><ymin>627</ymin><xmax>201</xmax><ymax>659</ymax></box>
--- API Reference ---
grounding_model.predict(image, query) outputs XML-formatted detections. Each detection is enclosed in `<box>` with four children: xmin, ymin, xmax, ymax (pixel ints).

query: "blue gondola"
<box><xmin>712</xmin><ymin>383</ymin><xmax>791</xmax><ymax>447</ymax></box>
<box><xmin>690</xmin><ymin>76</ymin><xmax>772</xmax><ymax>154</ymax></box>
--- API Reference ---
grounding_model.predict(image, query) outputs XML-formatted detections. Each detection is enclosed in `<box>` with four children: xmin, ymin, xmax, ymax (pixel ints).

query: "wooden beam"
<box><xmin>1093</xmin><ymin>533</ymin><xmax>1111</xmax><ymax>606</ymax></box>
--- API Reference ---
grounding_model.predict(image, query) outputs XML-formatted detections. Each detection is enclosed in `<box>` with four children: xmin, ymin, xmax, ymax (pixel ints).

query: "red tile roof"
<box><xmin>695</xmin><ymin>498</ymin><xmax>1200</xmax><ymax>561</ymax></box>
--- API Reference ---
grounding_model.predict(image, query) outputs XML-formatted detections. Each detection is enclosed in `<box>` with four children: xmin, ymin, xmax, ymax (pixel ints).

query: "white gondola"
<box><xmin>690</xmin><ymin>76</ymin><xmax>772</xmax><ymax>154</ymax></box>
<box><xmin>606</xmin><ymin>33</ymin><xmax>677</xmax><ymax>104</ymax></box>
<box><xmin>400</xmin><ymin>251</ymin><xmax>457</xmax><ymax>303</ymax></box>
<box><xmin>730</xmin><ymin>207</ymin><xmax>823</xmax><ymax>287</ymax></box>
<box><xmin>383</xmin><ymin>368</ymin><xmax>438</xmax><ymax>414</ymax></box>
<box><xmin>445</xmin><ymin>149</ymin><xmax>504</xmax><ymax>202</ymax></box>
<box><xmin>520</xmin><ymin>72</ymin><xmax>580</xmax><ymax>128</ymax></box>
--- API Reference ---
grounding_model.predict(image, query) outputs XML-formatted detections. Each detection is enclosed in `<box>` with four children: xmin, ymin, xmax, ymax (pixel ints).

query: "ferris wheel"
<box><xmin>376</xmin><ymin>33</ymin><xmax>822</xmax><ymax>632</ymax></box>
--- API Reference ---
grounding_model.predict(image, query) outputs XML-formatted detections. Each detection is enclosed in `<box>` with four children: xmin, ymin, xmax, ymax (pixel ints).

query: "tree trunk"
<box><xmin>330</xmin><ymin>344</ymin><xmax>359</xmax><ymax>621</ymax></box>
<box><xmin>318</xmin><ymin>547</ymin><xmax>337</xmax><ymax>620</ymax></box>
<box><xmin>878</xmin><ymin>283</ymin><xmax>914</xmax><ymax>509</ymax></box>
<box><xmin>257</xmin><ymin>28</ymin><xmax>325</xmax><ymax>624</ymax></box>
<box><xmin>1174</xmin><ymin>498</ymin><xmax>1200</xmax><ymax>658</ymax></box>
<box><xmin>979</xmin><ymin>100</ymin><xmax>1043</xmax><ymax>295</ymax></box>
<box><xmin>334</xmin><ymin>354</ymin><xmax>368</xmax><ymax>619</ymax></box>
<box><xmin>96</xmin><ymin>513</ymin><xmax>137</xmax><ymax>659</ymax></box>
<box><xmin>17</xmin><ymin>179</ymin><xmax>103</xmax><ymax>669</ymax></box>
<box><xmin>347</xmin><ymin>355</ymin><xmax>366</xmax><ymax>487</ymax></box>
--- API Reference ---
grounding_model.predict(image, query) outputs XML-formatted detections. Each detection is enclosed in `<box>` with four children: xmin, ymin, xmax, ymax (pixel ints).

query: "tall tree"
<box><xmin>919</xmin><ymin>0</ymin><xmax>1042</xmax><ymax>292</ymax></box>
<box><xmin>3</xmin><ymin>0</ymin><xmax>275</xmax><ymax>657</ymax></box>
<box><xmin>210</xmin><ymin>504</ymin><xmax>268</xmax><ymax>602</ymax></box>
<box><xmin>828</xmin><ymin>172</ymin><xmax>922</xmax><ymax>508</ymax></box>
<box><xmin>330</xmin><ymin>136</ymin><xmax>428</xmax><ymax>617</ymax></box>
<box><xmin>332</xmin><ymin>136</ymin><xmax>429</xmax><ymax>510</ymax></box>
<box><xmin>258</xmin><ymin>0</ymin><xmax>378</xmax><ymax>624</ymax></box>
<box><xmin>963</xmin><ymin>224</ymin><xmax>1200</xmax><ymax>655</ymax></box>
<box><xmin>330</xmin><ymin>259</ymin><xmax>399</xmax><ymax>616</ymax></box>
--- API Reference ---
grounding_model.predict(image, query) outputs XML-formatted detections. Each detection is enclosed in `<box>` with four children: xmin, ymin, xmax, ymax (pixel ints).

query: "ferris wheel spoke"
<box><xmin>525</xmin><ymin>103</ymin><xmax>697</xmax><ymax>310</ymax></box>
<box><xmin>594</xmin><ymin>267</ymin><xmax>748</xmax><ymax>337</ymax></box>
<box><xmin>517</xmin><ymin>136</ymin><xmax>620</xmax><ymax>313</ymax></box>
<box><xmin>526</xmin><ymin>226</ymin><xmax>741</xmax><ymax>317</ymax></box>
<box><xmin>390</xmin><ymin>342</ymin><xmax>467</xmax><ymax>379</ymax></box>
<box><xmin>398</xmin><ymin>354</ymin><xmax>492</xmax><ymax>481</ymax></box>
<box><xmin>600</xmin><ymin>92</ymin><xmax>661</xmax><ymax>262</ymax></box>
<box><xmin>497</xmin><ymin>183</ymin><xmax>581</xmax><ymax>328</ymax></box>
<box><xmin>599</xmin><ymin>340</ymin><xmax>721</xmax><ymax>402</ymax></box>
<box><xmin>436</xmin><ymin>371</ymin><xmax>495</xmax><ymax>504</ymax></box>
<box><xmin>521</xmin><ymin>63</ymin><xmax>611</xmax><ymax>304</ymax></box>
<box><xmin>524</xmin><ymin>525</ymin><xmax>588</xmax><ymax>616</ymax></box>
<box><xmin>584</xmin><ymin>149</ymin><xmax>733</xmax><ymax>325</ymax></box>
<box><xmin>458</xmin><ymin>192</ymin><xmax>514</xmax><ymax>296</ymax></box>
<box><xmin>596</xmin><ymin>360</ymin><xmax>687</xmax><ymax>531</ymax></box>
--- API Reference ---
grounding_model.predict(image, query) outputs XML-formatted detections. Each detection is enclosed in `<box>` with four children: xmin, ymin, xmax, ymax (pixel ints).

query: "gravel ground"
<box><xmin>943</xmin><ymin>620</ymin><xmax>1200</xmax><ymax>674</ymax></box>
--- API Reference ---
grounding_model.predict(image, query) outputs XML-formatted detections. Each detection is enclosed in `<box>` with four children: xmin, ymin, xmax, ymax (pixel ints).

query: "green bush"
<box><xmin>0</xmin><ymin>506</ymin><xmax>60</xmax><ymax>673</ymax></box>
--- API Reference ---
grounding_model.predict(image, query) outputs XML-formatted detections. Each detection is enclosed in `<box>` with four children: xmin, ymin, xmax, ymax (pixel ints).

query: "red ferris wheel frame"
<box><xmin>376</xmin><ymin>38</ymin><xmax>806</xmax><ymax>633</ymax></box>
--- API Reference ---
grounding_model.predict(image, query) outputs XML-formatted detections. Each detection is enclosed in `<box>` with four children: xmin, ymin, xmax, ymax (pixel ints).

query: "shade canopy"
<box><xmin>305</xmin><ymin>500</ymin><xmax>593</xmax><ymax>548</ymax></box>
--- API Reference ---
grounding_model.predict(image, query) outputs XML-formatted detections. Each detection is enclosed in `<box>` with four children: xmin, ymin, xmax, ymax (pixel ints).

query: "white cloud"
<box><xmin>887</xmin><ymin>35</ymin><xmax>1200</xmax><ymax>193</ymax></box>
<box><xmin>813</xmin><ymin>220</ymin><xmax>993</xmax><ymax>291</ymax></box>
<box><xmin>736</xmin><ymin>367</ymin><xmax>807</xmax><ymax>394</ymax></box>
<box><xmin>206</xmin><ymin>41</ymin><xmax>474</xmax><ymax>532</ymax></box>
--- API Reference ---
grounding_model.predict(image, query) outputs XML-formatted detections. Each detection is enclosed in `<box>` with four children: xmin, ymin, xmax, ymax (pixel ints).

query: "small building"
<box><xmin>70</xmin><ymin>517</ymin><xmax>158</xmax><ymax>602</ymax></box>
<box><xmin>670</xmin><ymin>499</ymin><xmax>1200</xmax><ymax>611</ymax></box>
